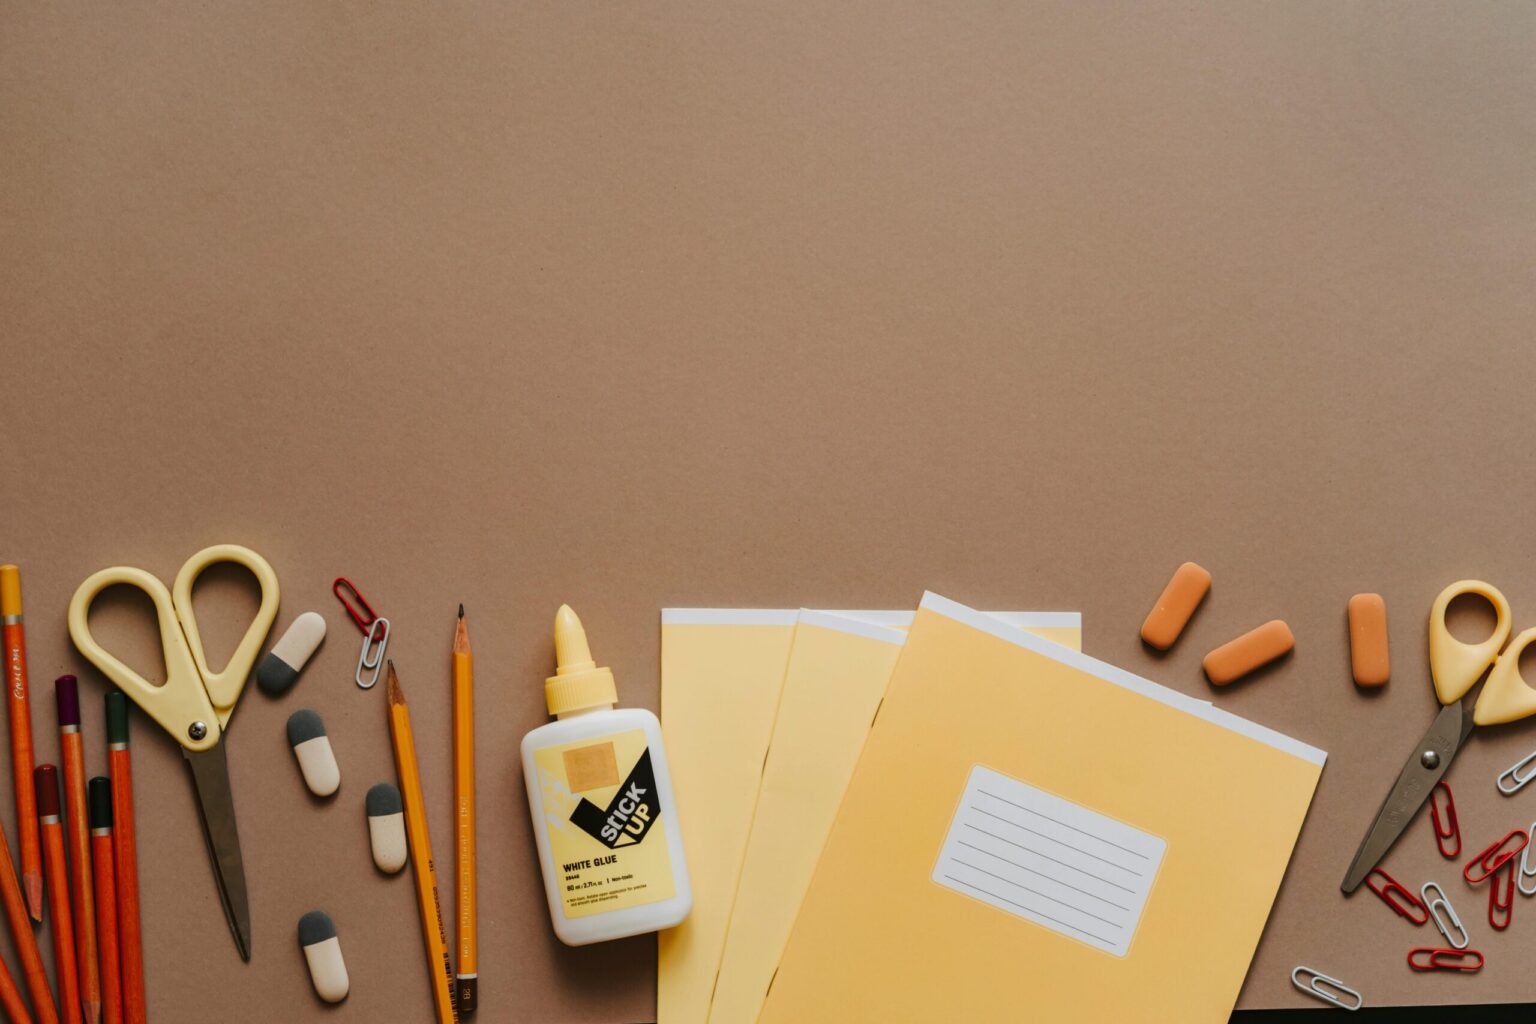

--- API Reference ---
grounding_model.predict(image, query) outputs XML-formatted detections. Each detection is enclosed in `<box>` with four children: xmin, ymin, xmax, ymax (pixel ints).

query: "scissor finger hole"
<box><xmin>1515</xmin><ymin>639</ymin><xmax>1536</xmax><ymax>689</ymax></box>
<box><xmin>1445</xmin><ymin>591</ymin><xmax>1502</xmax><ymax>646</ymax></box>
<box><xmin>82</xmin><ymin>584</ymin><xmax>169</xmax><ymax>687</ymax></box>
<box><xmin>188</xmin><ymin>560</ymin><xmax>266</xmax><ymax>677</ymax></box>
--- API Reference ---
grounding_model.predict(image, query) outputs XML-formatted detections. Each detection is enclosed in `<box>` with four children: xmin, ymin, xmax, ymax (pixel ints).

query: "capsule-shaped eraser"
<box><xmin>1203</xmin><ymin>620</ymin><xmax>1294</xmax><ymax>685</ymax></box>
<box><xmin>298</xmin><ymin>911</ymin><xmax>349</xmax><ymax>1003</ymax></box>
<box><xmin>287</xmin><ymin>710</ymin><xmax>340</xmax><ymax>797</ymax></box>
<box><xmin>1140</xmin><ymin>562</ymin><xmax>1211</xmax><ymax>650</ymax></box>
<box><xmin>366</xmin><ymin>783</ymin><xmax>407</xmax><ymax>874</ymax></box>
<box><xmin>258</xmin><ymin>612</ymin><xmax>328</xmax><ymax>696</ymax></box>
<box><xmin>1348</xmin><ymin>593</ymin><xmax>1390</xmax><ymax>687</ymax></box>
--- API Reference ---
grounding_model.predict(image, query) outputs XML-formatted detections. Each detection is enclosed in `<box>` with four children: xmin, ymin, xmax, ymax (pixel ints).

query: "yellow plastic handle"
<box><xmin>1475</xmin><ymin>627</ymin><xmax>1536</xmax><ymax>726</ymax></box>
<box><xmin>67</xmin><ymin>565</ymin><xmax>222</xmax><ymax>751</ymax></box>
<box><xmin>1428</xmin><ymin>580</ymin><xmax>1512</xmax><ymax>705</ymax></box>
<box><xmin>170</xmin><ymin>544</ymin><xmax>280</xmax><ymax>729</ymax></box>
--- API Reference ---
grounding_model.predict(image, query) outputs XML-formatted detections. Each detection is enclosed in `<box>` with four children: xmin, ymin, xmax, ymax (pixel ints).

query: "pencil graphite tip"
<box><xmin>458</xmin><ymin>603</ymin><xmax>464</xmax><ymax>619</ymax></box>
<box><xmin>386</xmin><ymin>661</ymin><xmax>403</xmax><ymax>706</ymax></box>
<box><xmin>23</xmin><ymin>874</ymin><xmax>40</xmax><ymax>922</ymax></box>
<box><xmin>454</xmin><ymin>607</ymin><xmax>470</xmax><ymax>653</ymax></box>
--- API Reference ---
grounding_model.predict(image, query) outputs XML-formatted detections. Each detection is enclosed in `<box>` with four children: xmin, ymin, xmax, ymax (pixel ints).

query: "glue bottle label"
<box><xmin>532</xmin><ymin>728</ymin><xmax>676</xmax><ymax>918</ymax></box>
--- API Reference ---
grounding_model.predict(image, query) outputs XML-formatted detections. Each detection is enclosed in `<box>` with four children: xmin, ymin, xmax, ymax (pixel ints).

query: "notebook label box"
<box><xmin>932</xmin><ymin>764</ymin><xmax>1166</xmax><ymax>957</ymax></box>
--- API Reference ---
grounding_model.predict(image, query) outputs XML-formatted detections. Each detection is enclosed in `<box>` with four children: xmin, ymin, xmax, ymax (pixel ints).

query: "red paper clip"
<box><xmin>1464</xmin><ymin>828</ymin><xmax>1530</xmax><ymax>884</ymax></box>
<box><xmin>1365</xmin><ymin>868</ymin><xmax>1428</xmax><ymax>924</ymax></box>
<box><xmin>332</xmin><ymin>577</ymin><xmax>382</xmax><ymax>635</ymax></box>
<box><xmin>1430</xmin><ymin>781</ymin><xmax>1460</xmax><ymax>859</ymax></box>
<box><xmin>1490</xmin><ymin>859</ymin><xmax>1515</xmax><ymax>930</ymax></box>
<box><xmin>1408</xmin><ymin>947</ymin><xmax>1484</xmax><ymax>973</ymax></box>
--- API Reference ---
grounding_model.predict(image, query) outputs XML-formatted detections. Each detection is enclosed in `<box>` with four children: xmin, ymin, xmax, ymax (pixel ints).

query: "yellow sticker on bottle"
<box><xmin>533</xmin><ymin>728</ymin><xmax>676</xmax><ymax>918</ymax></box>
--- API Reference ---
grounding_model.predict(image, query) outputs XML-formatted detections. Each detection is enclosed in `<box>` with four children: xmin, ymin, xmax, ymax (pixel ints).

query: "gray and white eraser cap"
<box><xmin>366</xmin><ymin>783</ymin><xmax>407</xmax><ymax>874</ymax></box>
<box><xmin>298</xmin><ymin>910</ymin><xmax>349</xmax><ymax>1003</ymax></box>
<box><xmin>257</xmin><ymin>613</ymin><xmax>327</xmax><ymax>697</ymax></box>
<box><xmin>298</xmin><ymin>910</ymin><xmax>337</xmax><ymax>946</ymax></box>
<box><xmin>286</xmin><ymin>709</ymin><xmax>326</xmax><ymax>746</ymax></box>
<box><xmin>366</xmin><ymin>782</ymin><xmax>402</xmax><ymax>817</ymax></box>
<box><xmin>288</xmin><ymin>710</ymin><xmax>340</xmax><ymax>797</ymax></box>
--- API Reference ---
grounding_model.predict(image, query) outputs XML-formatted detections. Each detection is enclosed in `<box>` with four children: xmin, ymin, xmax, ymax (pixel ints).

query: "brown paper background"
<box><xmin>2</xmin><ymin>2</ymin><xmax>1534</xmax><ymax>1018</ymax></box>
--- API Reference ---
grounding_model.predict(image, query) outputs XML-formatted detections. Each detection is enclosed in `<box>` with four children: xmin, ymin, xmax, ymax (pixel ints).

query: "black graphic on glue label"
<box><xmin>570</xmin><ymin>749</ymin><xmax>659</xmax><ymax>848</ymax></box>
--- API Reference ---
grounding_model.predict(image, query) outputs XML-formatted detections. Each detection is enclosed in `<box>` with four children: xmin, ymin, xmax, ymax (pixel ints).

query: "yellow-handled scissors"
<box><xmin>1342</xmin><ymin>580</ymin><xmax>1536</xmax><ymax>892</ymax></box>
<box><xmin>67</xmin><ymin>544</ymin><xmax>279</xmax><ymax>961</ymax></box>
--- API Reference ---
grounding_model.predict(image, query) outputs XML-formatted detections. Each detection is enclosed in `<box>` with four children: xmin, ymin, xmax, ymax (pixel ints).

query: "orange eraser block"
<box><xmin>1140</xmin><ymin>562</ymin><xmax>1212</xmax><ymax>650</ymax></box>
<box><xmin>1348</xmin><ymin>593</ymin><xmax>1390</xmax><ymax>687</ymax></box>
<box><xmin>1202</xmin><ymin>620</ymin><xmax>1294</xmax><ymax>685</ymax></box>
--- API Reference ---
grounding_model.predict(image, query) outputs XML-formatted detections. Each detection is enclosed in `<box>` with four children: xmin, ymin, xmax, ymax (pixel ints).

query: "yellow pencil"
<box><xmin>386</xmin><ymin>663</ymin><xmax>459</xmax><ymax>1024</ymax></box>
<box><xmin>452</xmin><ymin>608</ymin><xmax>477</xmax><ymax>1014</ymax></box>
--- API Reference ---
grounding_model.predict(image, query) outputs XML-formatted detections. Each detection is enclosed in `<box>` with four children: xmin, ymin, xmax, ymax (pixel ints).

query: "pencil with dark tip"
<box><xmin>452</xmin><ymin>606</ymin><xmax>477</xmax><ymax>1015</ymax></box>
<box><xmin>1</xmin><ymin>565</ymin><xmax>44</xmax><ymax>923</ymax></box>
<box><xmin>56</xmin><ymin>677</ymin><xmax>99</xmax><ymax>1024</ymax></box>
<box><xmin>104</xmin><ymin>693</ymin><xmax>144</xmax><ymax>1024</ymax></box>
<box><xmin>0</xmin><ymin>782</ymin><xmax>58</xmax><ymax>1023</ymax></box>
<box><xmin>87</xmin><ymin>780</ymin><xmax>121</xmax><ymax>1024</ymax></box>
<box><xmin>386</xmin><ymin>663</ymin><xmax>459</xmax><ymax>1024</ymax></box>
<box><xmin>37</xmin><ymin>766</ymin><xmax>82</xmax><ymax>1024</ymax></box>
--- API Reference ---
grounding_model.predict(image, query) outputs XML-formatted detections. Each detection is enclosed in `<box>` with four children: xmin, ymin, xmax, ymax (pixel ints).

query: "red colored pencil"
<box><xmin>88</xmin><ymin>781</ymin><xmax>120</xmax><ymax>1024</ymax></box>
<box><xmin>1</xmin><ymin>565</ymin><xmax>43</xmax><ymax>923</ymax></box>
<box><xmin>104</xmin><ymin>694</ymin><xmax>143</xmax><ymax>1024</ymax></box>
<box><xmin>36</xmin><ymin>766</ymin><xmax>81</xmax><ymax>1024</ymax></box>
<box><xmin>56</xmin><ymin>677</ymin><xmax>99</xmax><ymax>1024</ymax></box>
<box><xmin>0</xmin><ymin>782</ymin><xmax>58</xmax><ymax>1023</ymax></box>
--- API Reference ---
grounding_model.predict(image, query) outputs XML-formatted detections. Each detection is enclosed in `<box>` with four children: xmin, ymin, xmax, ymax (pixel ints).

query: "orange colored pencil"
<box><xmin>87</xmin><ymin>781</ymin><xmax>120</xmax><ymax>1024</ymax></box>
<box><xmin>0</xmin><ymin>789</ymin><xmax>34</xmax><ymax>1024</ymax></box>
<box><xmin>386</xmin><ymin>664</ymin><xmax>459</xmax><ymax>1024</ymax></box>
<box><xmin>36</xmin><ymin>767</ymin><xmax>81</xmax><ymax>1024</ymax></box>
<box><xmin>0</xmin><ymin>944</ymin><xmax>29</xmax><ymax>1024</ymax></box>
<box><xmin>1</xmin><ymin>566</ymin><xmax>44</xmax><ymax>923</ymax></box>
<box><xmin>0</xmin><ymin>774</ymin><xmax>57</xmax><ymax>1023</ymax></box>
<box><xmin>452</xmin><ymin>607</ymin><xmax>477</xmax><ymax>1015</ymax></box>
<box><xmin>56</xmin><ymin>677</ymin><xmax>99</xmax><ymax>1024</ymax></box>
<box><xmin>104</xmin><ymin>694</ymin><xmax>143</xmax><ymax>1024</ymax></box>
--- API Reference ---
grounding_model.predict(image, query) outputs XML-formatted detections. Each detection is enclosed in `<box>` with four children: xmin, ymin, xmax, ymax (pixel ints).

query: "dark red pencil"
<box><xmin>37</xmin><ymin>766</ymin><xmax>81</xmax><ymax>1024</ymax></box>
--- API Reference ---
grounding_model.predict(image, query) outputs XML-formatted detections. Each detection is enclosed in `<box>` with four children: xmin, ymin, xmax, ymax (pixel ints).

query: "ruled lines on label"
<box><xmin>932</xmin><ymin>765</ymin><xmax>1165</xmax><ymax>957</ymax></box>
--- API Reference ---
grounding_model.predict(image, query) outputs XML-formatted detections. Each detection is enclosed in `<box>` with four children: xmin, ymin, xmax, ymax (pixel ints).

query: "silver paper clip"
<box><xmin>1290</xmin><ymin>966</ymin><xmax>1362</xmax><ymax>1012</ymax></box>
<box><xmin>1497</xmin><ymin>750</ymin><xmax>1536</xmax><ymax>795</ymax></box>
<box><xmin>355</xmin><ymin>616</ymin><xmax>390</xmax><ymax>689</ymax></box>
<box><xmin>1421</xmin><ymin>881</ymin><xmax>1470</xmax><ymax>949</ymax></box>
<box><xmin>1520</xmin><ymin>823</ymin><xmax>1536</xmax><ymax>897</ymax></box>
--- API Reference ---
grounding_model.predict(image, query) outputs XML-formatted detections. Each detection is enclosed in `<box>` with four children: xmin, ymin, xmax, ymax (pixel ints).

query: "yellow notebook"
<box><xmin>707</xmin><ymin>609</ymin><xmax>1081</xmax><ymax>1024</ymax></box>
<box><xmin>658</xmin><ymin>607</ymin><xmax>1079</xmax><ymax>1024</ymax></box>
<box><xmin>659</xmin><ymin>610</ymin><xmax>798</xmax><ymax>1024</ymax></box>
<box><xmin>760</xmin><ymin>594</ymin><xmax>1325</xmax><ymax>1024</ymax></box>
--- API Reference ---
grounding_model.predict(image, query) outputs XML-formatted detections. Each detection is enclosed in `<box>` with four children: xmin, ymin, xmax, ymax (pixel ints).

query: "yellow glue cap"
<box><xmin>545</xmin><ymin>605</ymin><xmax>618</xmax><ymax>716</ymax></box>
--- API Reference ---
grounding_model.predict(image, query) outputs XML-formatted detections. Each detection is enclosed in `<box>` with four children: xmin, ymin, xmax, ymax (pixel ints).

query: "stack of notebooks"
<box><xmin>658</xmin><ymin>593</ymin><xmax>1325</xmax><ymax>1023</ymax></box>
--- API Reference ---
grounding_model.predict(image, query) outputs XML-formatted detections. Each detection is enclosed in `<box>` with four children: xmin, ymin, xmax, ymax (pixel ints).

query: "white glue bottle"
<box><xmin>521</xmin><ymin>605</ymin><xmax>692</xmax><ymax>945</ymax></box>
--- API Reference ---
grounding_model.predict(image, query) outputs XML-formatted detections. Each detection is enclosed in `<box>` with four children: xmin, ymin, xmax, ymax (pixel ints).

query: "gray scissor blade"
<box><xmin>185</xmin><ymin>744</ymin><xmax>252</xmax><ymax>961</ymax></box>
<box><xmin>1341</xmin><ymin>702</ymin><xmax>1472</xmax><ymax>893</ymax></box>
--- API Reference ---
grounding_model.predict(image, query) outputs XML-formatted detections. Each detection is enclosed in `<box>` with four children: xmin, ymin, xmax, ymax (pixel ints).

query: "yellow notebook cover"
<box><xmin>659</xmin><ymin>610</ymin><xmax>799</xmax><ymax>1024</ymax></box>
<box><xmin>760</xmin><ymin>594</ymin><xmax>1325</xmax><ymax>1024</ymax></box>
<box><xmin>707</xmin><ymin>609</ymin><xmax>1081</xmax><ymax>1024</ymax></box>
<box><xmin>658</xmin><ymin>607</ymin><xmax>1079</xmax><ymax>1024</ymax></box>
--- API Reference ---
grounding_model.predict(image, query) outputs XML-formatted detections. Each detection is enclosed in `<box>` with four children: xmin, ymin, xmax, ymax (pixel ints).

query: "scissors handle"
<box><xmin>1429</xmin><ymin>580</ymin><xmax>1512</xmax><ymax>705</ymax></box>
<box><xmin>67</xmin><ymin>545</ymin><xmax>279</xmax><ymax>751</ymax></box>
<box><xmin>170</xmin><ymin>545</ymin><xmax>280</xmax><ymax>728</ymax></box>
<box><xmin>1475</xmin><ymin>626</ymin><xmax>1536</xmax><ymax>726</ymax></box>
<box><xmin>68</xmin><ymin>565</ymin><xmax>221</xmax><ymax>750</ymax></box>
